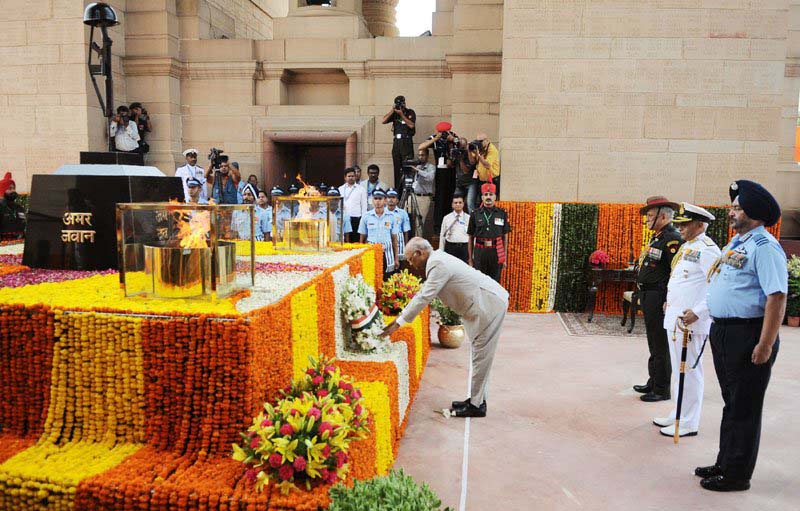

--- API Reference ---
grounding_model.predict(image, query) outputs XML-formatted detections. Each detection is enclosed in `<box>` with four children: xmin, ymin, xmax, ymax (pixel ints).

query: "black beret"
<box><xmin>729</xmin><ymin>180</ymin><xmax>781</xmax><ymax>227</ymax></box>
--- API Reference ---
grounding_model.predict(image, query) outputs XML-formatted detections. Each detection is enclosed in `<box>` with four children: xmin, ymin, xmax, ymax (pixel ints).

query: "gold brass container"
<box><xmin>285</xmin><ymin>218</ymin><xmax>326</xmax><ymax>251</ymax></box>
<box><xmin>437</xmin><ymin>324</ymin><xmax>465</xmax><ymax>349</ymax></box>
<box><xmin>272</xmin><ymin>195</ymin><xmax>343</xmax><ymax>251</ymax></box>
<box><xmin>116</xmin><ymin>203</ymin><xmax>254</xmax><ymax>299</ymax></box>
<box><xmin>143</xmin><ymin>241</ymin><xmax>237</xmax><ymax>299</ymax></box>
<box><xmin>145</xmin><ymin>244</ymin><xmax>209</xmax><ymax>298</ymax></box>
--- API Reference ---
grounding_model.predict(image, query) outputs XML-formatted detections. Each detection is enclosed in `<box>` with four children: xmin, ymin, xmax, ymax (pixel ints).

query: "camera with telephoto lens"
<box><xmin>394</xmin><ymin>97</ymin><xmax>405</xmax><ymax>109</ymax></box>
<box><xmin>468</xmin><ymin>140</ymin><xmax>484</xmax><ymax>153</ymax></box>
<box><xmin>208</xmin><ymin>147</ymin><xmax>225</xmax><ymax>168</ymax></box>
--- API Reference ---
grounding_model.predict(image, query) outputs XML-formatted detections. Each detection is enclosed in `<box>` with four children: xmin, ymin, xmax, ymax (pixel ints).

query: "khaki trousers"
<box><xmin>463</xmin><ymin>292</ymin><xmax>507</xmax><ymax>406</ymax></box>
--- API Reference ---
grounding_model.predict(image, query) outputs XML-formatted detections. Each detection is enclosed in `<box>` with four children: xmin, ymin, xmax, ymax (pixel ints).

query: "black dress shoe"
<box><xmin>452</xmin><ymin>398</ymin><xmax>471</xmax><ymax>410</ymax></box>
<box><xmin>633</xmin><ymin>384</ymin><xmax>653</xmax><ymax>394</ymax></box>
<box><xmin>452</xmin><ymin>401</ymin><xmax>486</xmax><ymax>418</ymax></box>
<box><xmin>640</xmin><ymin>392</ymin><xmax>670</xmax><ymax>402</ymax></box>
<box><xmin>694</xmin><ymin>465</ymin><xmax>723</xmax><ymax>478</ymax></box>
<box><xmin>700</xmin><ymin>475</ymin><xmax>750</xmax><ymax>492</ymax></box>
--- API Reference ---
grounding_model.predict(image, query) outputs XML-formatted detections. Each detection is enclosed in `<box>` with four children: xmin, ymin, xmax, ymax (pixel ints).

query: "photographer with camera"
<box><xmin>129</xmin><ymin>102</ymin><xmax>151</xmax><ymax>155</ymax></box>
<box><xmin>109</xmin><ymin>105</ymin><xmax>140</xmax><ymax>153</ymax></box>
<box><xmin>205</xmin><ymin>149</ymin><xmax>240</xmax><ymax>204</ymax></box>
<box><xmin>467</xmin><ymin>133</ymin><xmax>501</xmax><ymax>210</ymax></box>
<box><xmin>382</xmin><ymin>95</ymin><xmax>416</xmax><ymax>190</ymax></box>
<box><xmin>419</xmin><ymin>121</ymin><xmax>458</xmax><ymax>231</ymax></box>
<box><xmin>452</xmin><ymin>137</ymin><xmax>477</xmax><ymax>213</ymax></box>
<box><xmin>409</xmin><ymin>148</ymin><xmax>435</xmax><ymax>235</ymax></box>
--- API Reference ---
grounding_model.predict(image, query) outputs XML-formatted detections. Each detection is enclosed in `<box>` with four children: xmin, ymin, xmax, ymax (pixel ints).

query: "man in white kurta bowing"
<box><xmin>382</xmin><ymin>237</ymin><xmax>508</xmax><ymax>418</ymax></box>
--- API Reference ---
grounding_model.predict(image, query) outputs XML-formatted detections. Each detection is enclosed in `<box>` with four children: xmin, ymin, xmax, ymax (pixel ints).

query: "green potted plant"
<box><xmin>787</xmin><ymin>255</ymin><xmax>800</xmax><ymax>327</ymax></box>
<box><xmin>430</xmin><ymin>298</ymin><xmax>464</xmax><ymax>349</ymax></box>
<box><xmin>328</xmin><ymin>469</ymin><xmax>452</xmax><ymax>511</ymax></box>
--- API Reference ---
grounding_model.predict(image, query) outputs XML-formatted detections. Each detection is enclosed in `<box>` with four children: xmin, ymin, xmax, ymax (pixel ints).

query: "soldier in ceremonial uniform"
<box><xmin>652</xmin><ymin>203</ymin><xmax>720</xmax><ymax>438</ymax></box>
<box><xmin>695</xmin><ymin>180</ymin><xmax>786</xmax><ymax>492</ymax></box>
<box><xmin>467</xmin><ymin>182</ymin><xmax>510</xmax><ymax>283</ymax></box>
<box><xmin>634</xmin><ymin>196</ymin><xmax>683</xmax><ymax>402</ymax></box>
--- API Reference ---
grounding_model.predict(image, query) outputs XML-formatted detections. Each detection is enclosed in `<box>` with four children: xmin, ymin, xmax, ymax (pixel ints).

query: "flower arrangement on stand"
<box><xmin>233</xmin><ymin>356</ymin><xmax>371</xmax><ymax>495</ymax></box>
<box><xmin>787</xmin><ymin>255</ymin><xmax>800</xmax><ymax>326</ymax></box>
<box><xmin>340</xmin><ymin>274</ymin><xmax>389</xmax><ymax>352</ymax></box>
<box><xmin>378</xmin><ymin>270</ymin><xmax>421</xmax><ymax>316</ymax></box>
<box><xmin>589</xmin><ymin>250</ymin><xmax>610</xmax><ymax>267</ymax></box>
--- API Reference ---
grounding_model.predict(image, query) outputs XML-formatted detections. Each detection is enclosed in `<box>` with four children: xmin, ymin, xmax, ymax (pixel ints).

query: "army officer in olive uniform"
<box><xmin>634</xmin><ymin>196</ymin><xmax>684</xmax><ymax>403</ymax></box>
<box><xmin>467</xmin><ymin>182</ymin><xmax>510</xmax><ymax>283</ymax></box>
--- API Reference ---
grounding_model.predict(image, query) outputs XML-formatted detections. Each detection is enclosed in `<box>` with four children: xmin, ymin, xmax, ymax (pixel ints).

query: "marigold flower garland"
<box><xmin>497</xmin><ymin>201</ymin><xmax>536</xmax><ymax>312</ymax></box>
<box><xmin>0</xmin><ymin>242</ymin><xmax>430</xmax><ymax>511</ymax></box>
<box><xmin>529</xmin><ymin>202</ymin><xmax>555</xmax><ymax>312</ymax></box>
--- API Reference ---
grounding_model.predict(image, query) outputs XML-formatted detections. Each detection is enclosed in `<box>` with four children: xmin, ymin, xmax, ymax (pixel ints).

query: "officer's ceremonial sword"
<box><xmin>673</xmin><ymin>317</ymin><xmax>692</xmax><ymax>445</ymax></box>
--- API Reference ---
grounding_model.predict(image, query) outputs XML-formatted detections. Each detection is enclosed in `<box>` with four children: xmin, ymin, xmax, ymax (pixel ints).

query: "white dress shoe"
<box><xmin>652</xmin><ymin>416</ymin><xmax>672</xmax><ymax>427</ymax></box>
<box><xmin>659</xmin><ymin>424</ymin><xmax>698</xmax><ymax>437</ymax></box>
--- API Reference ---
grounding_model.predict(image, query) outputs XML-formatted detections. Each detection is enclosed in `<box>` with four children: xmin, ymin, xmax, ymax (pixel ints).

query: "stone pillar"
<box><xmin>362</xmin><ymin>0</ymin><xmax>398</xmax><ymax>37</ymax></box>
<box><xmin>124</xmin><ymin>0</ymin><xmax>183</xmax><ymax>174</ymax></box>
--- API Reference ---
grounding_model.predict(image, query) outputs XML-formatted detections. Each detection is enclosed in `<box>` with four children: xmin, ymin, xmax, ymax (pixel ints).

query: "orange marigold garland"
<box><xmin>497</xmin><ymin>201</ymin><xmax>536</xmax><ymax>312</ymax></box>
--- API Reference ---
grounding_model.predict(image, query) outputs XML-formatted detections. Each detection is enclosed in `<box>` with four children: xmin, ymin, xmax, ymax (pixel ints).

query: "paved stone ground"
<box><xmin>396</xmin><ymin>313</ymin><xmax>800</xmax><ymax>511</ymax></box>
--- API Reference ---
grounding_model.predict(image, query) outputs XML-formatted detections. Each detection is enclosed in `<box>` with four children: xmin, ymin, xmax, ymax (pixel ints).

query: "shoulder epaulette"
<box><xmin>753</xmin><ymin>234</ymin><xmax>769</xmax><ymax>247</ymax></box>
<box><xmin>702</xmin><ymin>237</ymin><xmax>716</xmax><ymax>246</ymax></box>
<box><xmin>666</xmin><ymin>240</ymin><xmax>680</xmax><ymax>247</ymax></box>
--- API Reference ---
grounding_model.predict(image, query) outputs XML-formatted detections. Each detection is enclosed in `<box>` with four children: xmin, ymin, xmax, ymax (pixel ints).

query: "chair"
<box><xmin>620</xmin><ymin>290</ymin><xmax>639</xmax><ymax>333</ymax></box>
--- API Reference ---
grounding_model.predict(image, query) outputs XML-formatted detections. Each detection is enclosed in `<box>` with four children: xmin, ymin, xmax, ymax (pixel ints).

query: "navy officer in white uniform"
<box><xmin>653</xmin><ymin>203</ymin><xmax>720</xmax><ymax>438</ymax></box>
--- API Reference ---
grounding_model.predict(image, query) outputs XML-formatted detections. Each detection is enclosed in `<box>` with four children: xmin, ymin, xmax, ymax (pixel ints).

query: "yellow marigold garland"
<box><xmin>354</xmin><ymin>381</ymin><xmax>393</xmax><ymax>476</ymax></box>
<box><xmin>0</xmin><ymin>274</ymin><xmax>241</xmax><ymax>316</ymax></box>
<box><xmin>0</xmin><ymin>243</ymin><xmax>431</xmax><ymax>511</ymax></box>
<box><xmin>291</xmin><ymin>285</ymin><xmax>320</xmax><ymax>381</ymax></box>
<box><xmin>530</xmin><ymin>203</ymin><xmax>554</xmax><ymax>312</ymax></box>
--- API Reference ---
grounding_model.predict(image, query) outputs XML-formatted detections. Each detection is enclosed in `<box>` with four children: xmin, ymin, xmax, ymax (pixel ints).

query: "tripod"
<box><xmin>399</xmin><ymin>182</ymin><xmax>424</xmax><ymax>239</ymax></box>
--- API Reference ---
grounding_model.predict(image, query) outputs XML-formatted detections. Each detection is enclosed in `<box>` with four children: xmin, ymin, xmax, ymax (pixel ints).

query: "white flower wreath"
<box><xmin>340</xmin><ymin>274</ymin><xmax>390</xmax><ymax>352</ymax></box>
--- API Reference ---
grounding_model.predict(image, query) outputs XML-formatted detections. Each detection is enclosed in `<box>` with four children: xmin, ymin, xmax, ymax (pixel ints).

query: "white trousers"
<box><xmin>663</xmin><ymin>328</ymin><xmax>706</xmax><ymax>431</ymax></box>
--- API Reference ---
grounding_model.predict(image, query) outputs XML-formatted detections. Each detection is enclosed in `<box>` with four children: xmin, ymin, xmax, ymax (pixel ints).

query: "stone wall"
<box><xmin>498</xmin><ymin>0</ymin><xmax>800</xmax><ymax>220</ymax></box>
<box><xmin>179</xmin><ymin>0</ymin><xmax>282</xmax><ymax>40</ymax></box>
<box><xmin>0</xmin><ymin>0</ymin><xmax>127</xmax><ymax>192</ymax></box>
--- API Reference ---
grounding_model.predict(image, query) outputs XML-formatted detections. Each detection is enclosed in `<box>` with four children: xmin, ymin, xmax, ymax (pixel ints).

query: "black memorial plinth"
<box><xmin>22</xmin><ymin>174</ymin><xmax>183</xmax><ymax>271</ymax></box>
<box><xmin>80</xmin><ymin>151</ymin><xmax>144</xmax><ymax>166</ymax></box>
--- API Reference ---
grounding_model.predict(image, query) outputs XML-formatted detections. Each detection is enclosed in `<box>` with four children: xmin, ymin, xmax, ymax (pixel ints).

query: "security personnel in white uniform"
<box><xmin>175</xmin><ymin>148</ymin><xmax>207</xmax><ymax>203</ymax></box>
<box><xmin>653</xmin><ymin>203</ymin><xmax>720</xmax><ymax>438</ymax></box>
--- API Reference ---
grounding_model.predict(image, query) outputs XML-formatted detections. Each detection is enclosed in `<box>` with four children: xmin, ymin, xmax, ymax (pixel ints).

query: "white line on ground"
<box><xmin>459</xmin><ymin>343</ymin><xmax>473</xmax><ymax>511</ymax></box>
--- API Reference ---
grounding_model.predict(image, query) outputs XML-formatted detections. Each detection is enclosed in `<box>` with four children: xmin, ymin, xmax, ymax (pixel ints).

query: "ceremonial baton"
<box><xmin>673</xmin><ymin>317</ymin><xmax>691</xmax><ymax>445</ymax></box>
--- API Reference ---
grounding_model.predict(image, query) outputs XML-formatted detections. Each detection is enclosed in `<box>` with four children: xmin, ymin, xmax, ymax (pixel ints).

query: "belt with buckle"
<box><xmin>711</xmin><ymin>316</ymin><xmax>764</xmax><ymax>325</ymax></box>
<box><xmin>474</xmin><ymin>238</ymin><xmax>494</xmax><ymax>248</ymax></box>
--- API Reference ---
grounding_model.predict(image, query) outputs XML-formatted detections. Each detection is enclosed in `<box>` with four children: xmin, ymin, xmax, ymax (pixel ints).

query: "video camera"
<box><xmin>401</xmin><ymin>158</ymin><xmax>424</xmax><ymax>191</ymax></box>
<box><xmin>208</xmin><ymin>147</ymin><xmax>225</xmax><ymax>168</ymax></box>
